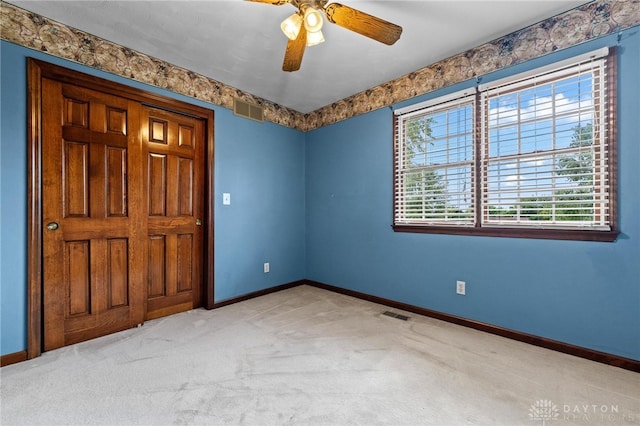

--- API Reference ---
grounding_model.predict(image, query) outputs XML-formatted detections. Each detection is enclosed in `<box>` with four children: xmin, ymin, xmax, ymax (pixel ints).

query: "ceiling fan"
<box><xmin>248</xmin><ymin>0</ymin><xmax>403</xmax><ymax>72</ymax></box>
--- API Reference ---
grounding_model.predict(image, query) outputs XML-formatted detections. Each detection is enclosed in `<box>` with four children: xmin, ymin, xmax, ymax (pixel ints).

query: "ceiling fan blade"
<box><xmin>245</xmin><ymin>0</ymin><xmax>290</xmax><ymax>5</ymax></box>
<box><xmin>282</xmin><ymin>25</ymin><xmax>307</xmax><ymax>72</ymax></box>
<box><xmin>324</xmin><ymin>3</ymin><xmax>402</xmax><ymax>45</ymax></box>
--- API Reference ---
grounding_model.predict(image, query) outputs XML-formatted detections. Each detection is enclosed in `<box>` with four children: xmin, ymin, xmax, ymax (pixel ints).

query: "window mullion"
<box><xmin>475</xmin><ymin>90</ymin><xmax>483</xmax><ymax>227</ymax></box>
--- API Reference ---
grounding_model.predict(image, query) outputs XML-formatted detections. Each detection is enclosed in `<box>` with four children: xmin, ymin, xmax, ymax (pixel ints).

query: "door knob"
<box><xmin>195</xmin><ymin>219</ymin><xmax>202</xmax><ymax>226</ymax></box>
<box><xmin>46</xmin><ymin>222</ymin><xmax>59</xmax><ymax>231</ymax></box>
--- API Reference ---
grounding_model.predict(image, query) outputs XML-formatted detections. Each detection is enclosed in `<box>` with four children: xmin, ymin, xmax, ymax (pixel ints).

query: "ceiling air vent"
<box><xmin>233</xmin><ymin>98</ymin><xmax>264</xmax><ymax>123</ymax></box>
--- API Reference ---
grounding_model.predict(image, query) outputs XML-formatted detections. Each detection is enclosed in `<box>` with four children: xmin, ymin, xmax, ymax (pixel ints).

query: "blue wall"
<box><xmin>0</xmin><ymin>41</ymin><xmax>306</xmax><ymax>355</ymax></box>
<box><xmin>305</xmin><ymin>30</ymin><xmax>640</xmax><ymax>361</ymax></box>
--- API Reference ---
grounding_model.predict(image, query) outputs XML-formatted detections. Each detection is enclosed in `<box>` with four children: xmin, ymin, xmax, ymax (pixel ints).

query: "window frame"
<box><xmin>392</xmin><ymin>47</ymin><xmax>618</xmax><ymax>242</ymax></box>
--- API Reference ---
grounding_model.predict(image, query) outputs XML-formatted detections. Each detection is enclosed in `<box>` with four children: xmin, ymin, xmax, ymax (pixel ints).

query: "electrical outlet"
<box><xmin>264</xmin><ymin>262</ymin><xmax>270</xmax><ymax>273</ymax></box>
<box><xmin>456</xmin><ymin>280</ymin><xmax>466</xmax><ymax>295</ymax></box>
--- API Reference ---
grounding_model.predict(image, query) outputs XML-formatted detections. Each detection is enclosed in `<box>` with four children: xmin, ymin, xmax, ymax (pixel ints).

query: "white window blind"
<box><xmin>394</xmin><ymin>94</ymin><xmax>475</xmax><ymax>226</ymax></box>
<box><xmin>393</xmin><ymin>47</ymin><xmax>615</xmax><ymax>239</ymax></box>
<box><xmin>481</xmin><ymin>54</ymin><xmax>611</xmax><ymax>230</ymax></box>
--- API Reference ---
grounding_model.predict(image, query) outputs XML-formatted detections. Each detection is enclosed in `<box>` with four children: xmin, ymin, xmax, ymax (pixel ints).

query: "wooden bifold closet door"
<box><xmin>143</xmin><ymin>106</ymin><xmax>204</xmax><ymax>320</ymax></box>
<box><xmin>40</xmin><ymin>78</ymin><xmax>205</xmax><ymax>351</ymax></box>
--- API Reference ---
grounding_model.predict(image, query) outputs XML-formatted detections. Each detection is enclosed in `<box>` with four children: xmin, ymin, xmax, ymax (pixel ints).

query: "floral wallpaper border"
<box><xmin>1</xmin><ymin>0</ymin><xmax>639</xmax><ymax>132</ymax></box>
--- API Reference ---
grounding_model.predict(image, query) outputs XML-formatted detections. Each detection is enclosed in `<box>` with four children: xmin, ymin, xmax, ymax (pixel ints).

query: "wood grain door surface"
<box><xmin>41</xmin><ymin>80</ymin><xmax>204</xmax><ymax>351</ymax></box>
<box><xmin>143</xmin><ymin>106</ymin><xmax>204</xmax><ymax>320</ymax></box>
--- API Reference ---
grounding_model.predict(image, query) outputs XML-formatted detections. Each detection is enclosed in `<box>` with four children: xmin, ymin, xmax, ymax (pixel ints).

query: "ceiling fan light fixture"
<box><xmin>303</xmin><ymin>7</ymin><xmax>323</xmax><ymax>33</ymax></box>
<box><xmin>306</xmin><ymin>29</ymin><xmax>325</xmax><ymax>47</ymax></box>
<box><xmin>280</xmin><ymin>13</ymin><xmax>303</xmax><ymax>40</ymax></box>
<box><xmin>249</xmin><ymin>0</ymin><xmax>403</xmax><ymax>72</ymax></box>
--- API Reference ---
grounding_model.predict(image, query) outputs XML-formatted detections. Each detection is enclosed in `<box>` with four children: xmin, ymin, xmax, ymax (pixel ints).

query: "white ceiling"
<box><xmin>9</xmin><ymin>0</ymin><xmax>588</xmax><ymax>113</ymax></box>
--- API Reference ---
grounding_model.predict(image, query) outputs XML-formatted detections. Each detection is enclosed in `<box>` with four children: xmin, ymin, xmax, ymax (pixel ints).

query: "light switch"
<box><xmin>223</xmin><ymin>193</ymin><xmax>231</xmax><ymax>205</ymax></box>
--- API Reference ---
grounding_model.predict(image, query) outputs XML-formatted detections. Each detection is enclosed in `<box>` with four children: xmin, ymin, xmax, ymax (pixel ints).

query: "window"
<box><xmin>394</xmin><ymin>90</ymin><xmax>476</xmax><ymax>226</ymax></box>
<box><xmin>393</xmin><ymin>48</ymin><xmax>618</xmax><ymax>241</ymax></box>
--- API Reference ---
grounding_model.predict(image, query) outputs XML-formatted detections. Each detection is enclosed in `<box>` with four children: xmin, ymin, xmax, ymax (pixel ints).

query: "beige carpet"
<box><xmin>1</xmin><ymin>285</ymin><xmax>638</xmax><ymax>425</ymax></box>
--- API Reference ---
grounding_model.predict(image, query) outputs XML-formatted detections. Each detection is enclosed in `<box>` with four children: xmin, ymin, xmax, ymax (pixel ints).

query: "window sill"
<box><xmin>391</xmin><ymin>224</ymin><xmax>619</xmax><ymax>242</ymax></box>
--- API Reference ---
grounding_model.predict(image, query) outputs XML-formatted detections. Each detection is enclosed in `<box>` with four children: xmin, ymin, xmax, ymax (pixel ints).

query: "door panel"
<box><xmin>66</xmin><ymin>240</ymin><xmax>90</xmax><ymax>316</ymax></box>
<box><xmin>178</xmin><ymin>158</ymin><xmax>194</xmax><ymax>216</ymax></box>
<box><xmin>148</xmin><ymin>235</ymin><xmax>167</xmax><ymax>298</ymax></box>
<box><xmin>106</xmin><ymin>147</ymin><xmax>127</xmax><ymax>217</ymax></box>
<box><xmin>177</xmin><ymin>234</ymin><xmax>193</xmax><ymax>293</ymax></box>
<box><xmin>148</xmin><ymin>154</ymin><xmax>167</xmax><ymax>216</ymax></box>
<box><xmin>143</xmin><ymin>106</ymin><xmax>204</xmax><ymax>320</ymax></box>
<box><xmin>107</xmin><ymin>238</ymin><xmax>129</xmax><ymax>308</ymax></box>
<box><xmin>42</xmin><ymin>79</ymin><xmax>144</xmax><ymax>351</ymax></box>
<box><xmin>63</xmin><ymin>141</ymin><xmax>89</xmax><ymax>217</ymax></box>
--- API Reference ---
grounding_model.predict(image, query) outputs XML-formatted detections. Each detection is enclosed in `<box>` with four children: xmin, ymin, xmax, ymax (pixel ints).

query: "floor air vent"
<box><xmin>382</xmin><ymin>311</ymin><xmax>409</xmax><ymax>321</ymax></box>
<box><xmin>233</xmin><ymin>98</ymin><xmax>264</xmax><ymax>123</ymax></box>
